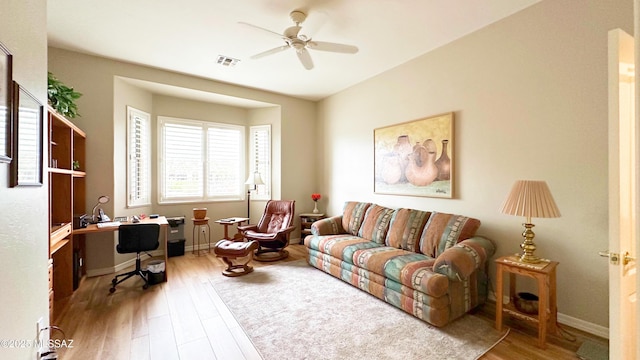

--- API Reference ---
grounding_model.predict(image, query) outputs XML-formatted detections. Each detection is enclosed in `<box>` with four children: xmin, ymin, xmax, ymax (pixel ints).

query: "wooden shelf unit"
<box><xmin>48</xmin><ymin>106</ymin><xmax>86</xmax><ymax>321</ymax></box>
<box><xmin>299</xmin><ymin>213</ymin><xmax>326</xmax><ymax>242</ymax></box>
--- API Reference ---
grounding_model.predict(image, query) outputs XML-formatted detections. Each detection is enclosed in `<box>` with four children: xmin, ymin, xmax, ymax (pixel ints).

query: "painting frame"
<box><xmin>0</xmin><ymin>41</ymin><xmax>13</xmax><ymax>164</ymax></box>
<box><xmin>374</xmin><ymin>112</ymin><xmax>454</xmax><ymax>198</ymax></box>
<box><xmin>10</xmin><ymin>81</ymin><xmax>44</xmax><ymax>187</ymax></box>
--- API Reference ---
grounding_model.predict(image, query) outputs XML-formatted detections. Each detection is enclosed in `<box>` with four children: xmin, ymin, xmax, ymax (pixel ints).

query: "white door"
<box><xmin>607</xmin><ymin>28</ymin><xmax>637</xmax><ymax>360</ymax></box>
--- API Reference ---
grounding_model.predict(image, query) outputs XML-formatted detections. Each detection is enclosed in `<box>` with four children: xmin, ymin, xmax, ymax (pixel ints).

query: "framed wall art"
<box><xmin>374</xmin><ymin>112</ymin><xmax>454</xmax><ymax>198</ymax></box>
<box><xmin>0</xmin><ymin>41</ymin><xmax>13</xmax><ymax>163</ymax></box>
<box><xmin>10</xmin><ymin>82</ymin><xmax>43</xmax><ymax>187</ymax></box>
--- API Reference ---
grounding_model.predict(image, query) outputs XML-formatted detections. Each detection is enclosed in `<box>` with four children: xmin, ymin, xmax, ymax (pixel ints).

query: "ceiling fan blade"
<box><xmin>296</xmin><ymin>48</ymin><xmax>314</xmax><ymax>70</ymax></box>
<box><xmin>238</xmin><ymin>21</ymin><xmax>284</xmax><ymax>39</ymax></box>
<box><xmin>251</xmin><ymin>45</ymin><xmax>289</xmax><ymax>59</ymax></box>
<box><xmin>307</xmin><ymin>41</ymin><xmax>359</xmax><ymax>54</ymax></box>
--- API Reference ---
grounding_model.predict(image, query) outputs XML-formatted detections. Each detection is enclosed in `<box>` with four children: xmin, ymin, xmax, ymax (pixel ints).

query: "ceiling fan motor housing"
<box><xmin>289</xmin><ymin>10</ymin><xmax>307</xmax><ymax>24</ymax></box>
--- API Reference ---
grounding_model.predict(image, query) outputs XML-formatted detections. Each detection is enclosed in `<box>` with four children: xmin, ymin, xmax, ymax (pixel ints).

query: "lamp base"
<box><xmin>519</xmin><ymin>223</ymin><xmax>542</xmax><ymax>264</ymax></box>
<box><xmin>519</xmin><ymin>253</ymin><xmax>541</xmax><ymax>264</ymax></box>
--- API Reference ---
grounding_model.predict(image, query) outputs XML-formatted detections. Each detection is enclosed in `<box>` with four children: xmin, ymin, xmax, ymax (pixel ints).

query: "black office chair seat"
<box><xmin>109</xmin><ymin>223</ymin><xmax>160</xmax><ymax>293</ymax></box>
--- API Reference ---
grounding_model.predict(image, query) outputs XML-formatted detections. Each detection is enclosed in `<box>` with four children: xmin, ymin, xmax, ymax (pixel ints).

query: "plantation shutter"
<box><xmin>207</xmin><ymin>126</ymin><xmax>242</xmax><ymax>197</ymax></box>
<box><xmin>127</xmin><ymin>107</ymin><xmax>151</xmax><ymax>207</ymax></box>
<box><xmin>250</xmin><ymin>125</ymin><xmax>271</xmax><ymax>199</ymax></box>
<box><xmin>161</xmin><ymin>120</ymin><xmax>203</xmax><ymax>200</ymax></box>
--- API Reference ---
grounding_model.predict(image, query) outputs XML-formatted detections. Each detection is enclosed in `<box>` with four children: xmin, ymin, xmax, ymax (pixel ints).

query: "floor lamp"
<box><xmin>244</xmin><ymin>171</ymin><xmax>264</xmax><ymax>220</ymax></box>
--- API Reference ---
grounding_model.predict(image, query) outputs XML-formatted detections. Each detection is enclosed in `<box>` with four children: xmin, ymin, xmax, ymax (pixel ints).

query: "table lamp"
<box><xmin>500</xmin><ymin>180</ymin><xmax>561</xmax><ymax>263</ymax></box>
<box><xmin>91</xmin><ymin>195</ymin><xmax>110</xmax><ymax>223</ymax></box>
<box><xmin>244</xmin><ymin>171</ymin><xmax>264</xmax><ymax>219</ymax></box>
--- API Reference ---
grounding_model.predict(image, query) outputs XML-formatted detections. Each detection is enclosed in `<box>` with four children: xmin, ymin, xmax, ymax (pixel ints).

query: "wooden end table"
<box><xmin>495</xmin><ymin>255</ymin><xmax>559</xmax><ymax>348</ymax></box>
<box><xmin>300</xmin><ymin>213</ymin><xmax>325</xmax><ymax>243</ymax></box>
<box><xmin>215</xmin><ymin>217</ymin><xmax>250</xmax><ymax>241</ymax></box>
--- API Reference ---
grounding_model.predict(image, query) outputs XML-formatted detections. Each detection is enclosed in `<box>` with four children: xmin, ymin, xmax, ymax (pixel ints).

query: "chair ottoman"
<box><xmin>214</xmin><ymin>239</ymin><xmax>259</xmax><ymax>277</ymax></box>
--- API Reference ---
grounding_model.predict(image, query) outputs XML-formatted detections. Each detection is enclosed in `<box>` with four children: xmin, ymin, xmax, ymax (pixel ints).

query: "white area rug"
<box><xmin>210</xmin><ymin>260</ymin><xmax>507</xmax><ymax>360</ymax></box>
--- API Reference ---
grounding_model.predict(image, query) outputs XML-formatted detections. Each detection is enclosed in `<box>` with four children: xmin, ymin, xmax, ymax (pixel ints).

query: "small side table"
<box><xmin>192</xmin><ymin>217</ymin><xmax>211</xmax><ymax>255</ymax></box>
<box><xmin>300</xmin><ymin>213</ymin><xmax>325</xmax><ymax>243</ymax></box>
<box><xmin>215</xmin><ymin>217</ymin><xmax>250</xmax><ymax>241</ymax></box>
<box><xmin>495</xmin><ymin>255</ymin><xmax>559</xmax><ymax>348</ymax></box>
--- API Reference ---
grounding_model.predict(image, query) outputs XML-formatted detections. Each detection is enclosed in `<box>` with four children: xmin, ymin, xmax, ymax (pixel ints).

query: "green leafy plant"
<box><xmin>47</xmin><ymin>72</ymin><xmax>82</xmax><ymax>118</ymax></box>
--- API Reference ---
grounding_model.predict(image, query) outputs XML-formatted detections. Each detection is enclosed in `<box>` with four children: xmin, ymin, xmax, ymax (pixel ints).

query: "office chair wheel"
<box><xmin>109</xmin><ymin>287</ymin><xmax>116</xmax><ymax>294</ymax></box>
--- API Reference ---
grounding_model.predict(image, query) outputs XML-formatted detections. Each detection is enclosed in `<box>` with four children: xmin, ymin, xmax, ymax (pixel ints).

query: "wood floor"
<box><xmin>52</xmin><ymin>244</ymin><xmax>607</xmax><ymax>360</ymax></box>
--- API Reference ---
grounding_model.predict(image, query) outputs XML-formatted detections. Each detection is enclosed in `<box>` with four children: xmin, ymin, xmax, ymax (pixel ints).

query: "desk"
<box><xmin>73</xmin><ymin>216</ymin><xmax>170</xmax><ymax>282</ymax></box>
<box><xmin>215</xmin><ymin>217</ymin><xmax>249</xmax><ymax>240</ymax></box>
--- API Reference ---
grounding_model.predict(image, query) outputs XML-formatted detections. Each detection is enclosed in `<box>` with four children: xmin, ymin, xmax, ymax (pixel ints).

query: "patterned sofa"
<box><xmin>304</xmin><ymin>201</ymin><xmax>495</xmax><ymax>327</ymax></box>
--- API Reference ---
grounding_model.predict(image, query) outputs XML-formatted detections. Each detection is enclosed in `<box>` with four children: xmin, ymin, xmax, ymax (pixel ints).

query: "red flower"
<box><xmin>311</xmin><ymin>193</ymin><xmax>321</xmax><ymax>201</ymax></box>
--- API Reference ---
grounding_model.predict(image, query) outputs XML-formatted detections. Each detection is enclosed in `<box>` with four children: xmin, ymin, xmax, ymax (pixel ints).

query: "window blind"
<box><xmin>159</xmin><ymin>116</ymin><xmax>245</xmax><ymax>203</ymax></box>
<box><xmin>250</xmin><ymin>125</ymin><xmax>271</xmax><ymax>200</ymax></box>
<box><xmin>208</xmin><ymin>126</ymin><xmax>242</xmax><ymax>197</ymax></box>
<box><xmin>127</xmin><ymin>107</ymin><xmax>151</xmax><ymax>207</ymax></box>
<box><xmin>162</xmin><ymin>121</ymin><xmax>203</xmax><ymax>200</ymax></box>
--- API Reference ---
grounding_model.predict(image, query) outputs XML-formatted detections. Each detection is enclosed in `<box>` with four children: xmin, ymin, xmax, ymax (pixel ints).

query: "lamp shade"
<box><xmin>500</xmin><ymin>180</ymin><xmax>560</xmax><ymax>221</ymax></box>
<box><xmin>244</xmin><ymin>171</ymin><xmax>264</xmax><ymax>186</ymax></box>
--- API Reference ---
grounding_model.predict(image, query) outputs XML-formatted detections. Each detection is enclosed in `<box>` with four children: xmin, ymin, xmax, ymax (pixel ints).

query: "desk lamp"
<box><xmin>500</xmin><ymin>180</ymin><xmax>560</xmax><ymax>263</ymax></box>
<box><xmin>244</xmin><ymin>171</ymin><xmax>264</xmax><ymax>220</ymax></box>
<box><xmin>91</xmin><ymin>195</ymin><xmax>110</xmax><ymax>223</ymax></box>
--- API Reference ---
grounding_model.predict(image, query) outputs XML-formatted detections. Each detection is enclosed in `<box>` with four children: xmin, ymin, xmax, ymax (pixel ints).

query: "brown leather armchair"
<box><xmin>238</xmin><ymin>200</ymin><xmax>296</xmax><ymax>261</ymax></box>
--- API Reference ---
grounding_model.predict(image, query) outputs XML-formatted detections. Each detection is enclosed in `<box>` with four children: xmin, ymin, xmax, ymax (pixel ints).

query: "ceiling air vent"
<box><xmin>216</xmin><ymin>55</ymin><xmax>240</xmax><ymax>67</ymax></box>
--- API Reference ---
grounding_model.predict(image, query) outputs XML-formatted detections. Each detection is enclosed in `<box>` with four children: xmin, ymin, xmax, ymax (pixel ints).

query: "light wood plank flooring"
<box><xmin>53</xmin><ymin>244</ymin><xmax>606</xmax><ymax>359</ymax></box>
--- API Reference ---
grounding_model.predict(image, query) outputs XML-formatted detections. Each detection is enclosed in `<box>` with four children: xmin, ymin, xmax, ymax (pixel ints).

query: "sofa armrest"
<box><xmin>433</xmin><ymin>236</ymin><xmax>496</xmax><ymax>281</ymax></box>
<box><xmin>237</xmin><ymin>224</ymin><xmax>258</xmax><ymax>233</ymax></box>
<box><xmin>311</xmin><ymin>216</ymin><xmax>345</xmax><ymax>236</ymax></box>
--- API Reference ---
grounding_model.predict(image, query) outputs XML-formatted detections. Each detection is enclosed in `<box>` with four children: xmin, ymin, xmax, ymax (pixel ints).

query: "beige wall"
<box><xmin>0</xmin><ymin>1</ymin><xmax>48</xmax><ymax>359</ymax></box>
<box><xmin>317</xmin><ymin>0</ymin><xmax>632</xmax><ymax>333</ymax></box>
<box><xmin>48</xmin><ymin>48</ymin><xmax>316</xmax><ymax>273</ymax></box>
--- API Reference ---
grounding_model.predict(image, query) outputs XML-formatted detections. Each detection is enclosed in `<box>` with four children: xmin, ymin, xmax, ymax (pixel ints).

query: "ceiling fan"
<box><xmin>239</xmin><ymin>10</ymin><xmax>359</xmax><ymax>70</ymax></box>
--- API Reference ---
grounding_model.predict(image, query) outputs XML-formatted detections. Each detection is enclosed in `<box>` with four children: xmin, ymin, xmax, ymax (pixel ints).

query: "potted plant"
<box><xmin>47</xmin><ymin>72</ymin><xmax>82</xmax><ymax>118</ymax></box>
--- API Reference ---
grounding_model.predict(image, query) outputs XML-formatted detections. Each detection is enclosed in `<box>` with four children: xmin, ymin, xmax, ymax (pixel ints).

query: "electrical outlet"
<box><xmin>36</xmin><ymin>317</ymin><xmax>43</xmax><ymax>340</ymax></box>
<box><xmin>35</xmin><ymin>317</ymin><xmax>49</xmax><ymax>360</ymax></box>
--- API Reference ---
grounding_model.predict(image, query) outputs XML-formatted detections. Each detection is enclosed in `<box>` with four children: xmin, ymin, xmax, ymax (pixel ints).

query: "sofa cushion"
<box><xmin>418</xmin><ymin>212</ymin><xmax>481</xmax><ymax>257</ymax></box>
<box><xmin>353</xmin><ymin>246</ymin><xmax>407</xmax><ymax>274</ymax></box>
<box><xmin>385</xmin><ymin>208</ymin><xmax>431</xmax><ymax>251</ymax></box>
<box><xmin>358</xmin><ymin>205</ymin><xmax>396</xmax><ymax>244</ymax></box>
<box><xmin>306</xmin><ymin>234</ymin><xmax>381</xmax><ymax>265</ymax></box>
<box><xmin>352</xmin><ymin>247</ymin><xmax>448</xmax><ymax>297</ymax></box>
<box><xmin>342</xmin><ymin>202</ymin><xmax>372</xmax><ymax>235</ymax></box>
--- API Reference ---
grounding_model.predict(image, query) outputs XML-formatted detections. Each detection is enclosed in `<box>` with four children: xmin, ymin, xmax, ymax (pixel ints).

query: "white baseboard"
<box><xmin>185</xmin><ymin>243</ymin><xmax>213</xmax><ymax>252</ymax></box>
<box><xmin>557</xmin><ymin>312</ymin><xmax>609</xmax><ymax>339</ymax></box>
<box><xmin>488</xmin><ymin>293</ymin><xmax>609</xmax><ymax>339</ymax></box>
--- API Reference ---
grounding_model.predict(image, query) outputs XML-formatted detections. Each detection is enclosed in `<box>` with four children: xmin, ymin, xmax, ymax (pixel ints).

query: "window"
<box><xmin>159</xmin><ymin>116</ymin><xmax>245</xmax><ymax>203</ymax></box>
<box><xmin>249</xmin><ymin>125</ymin><xmax>271</xmax><ymax>200</ymax></box>
<box><xmin>127</xmin><ymin>106</ymin><xmax>151</xmax><ymax>207</ymax></box>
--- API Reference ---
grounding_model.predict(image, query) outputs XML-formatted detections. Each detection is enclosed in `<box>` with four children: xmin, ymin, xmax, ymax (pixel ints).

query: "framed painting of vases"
<box><xmin>374</xmin><ymin>112</ymin><xmax>454</xmax><ymax>198</ymax></box>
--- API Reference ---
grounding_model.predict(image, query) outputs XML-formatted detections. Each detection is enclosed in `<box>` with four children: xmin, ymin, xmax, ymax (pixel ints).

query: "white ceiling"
<box><xmin>47</xmin><ymin>0</ymin><xmax>540</xmax><ymax>104</ymax></box>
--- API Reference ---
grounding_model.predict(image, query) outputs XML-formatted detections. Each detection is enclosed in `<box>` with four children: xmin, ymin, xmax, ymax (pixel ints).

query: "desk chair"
<box><xmin>109</xmin><ymin>223</ymin><xmax>160</xmax><ymax>293</ymax></box>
